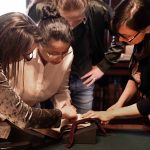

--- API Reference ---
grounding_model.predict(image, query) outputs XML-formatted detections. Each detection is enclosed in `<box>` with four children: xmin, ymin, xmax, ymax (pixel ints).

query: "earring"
<box><xmin>83</xmin><ymin>17</ymin><xmax>87</xmax><ymax>24</ymax></box>
<box><xmin>24</xmin><ymin>52</ymin><xmax>33</xmax><ymax>61</ymax></box>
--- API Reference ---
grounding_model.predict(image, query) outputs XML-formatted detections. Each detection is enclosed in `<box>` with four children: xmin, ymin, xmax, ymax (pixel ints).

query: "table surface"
<box><xmin>36</xmin><ymin>124</ymin><xmax>150</xmax><ymax>150</ymax></box>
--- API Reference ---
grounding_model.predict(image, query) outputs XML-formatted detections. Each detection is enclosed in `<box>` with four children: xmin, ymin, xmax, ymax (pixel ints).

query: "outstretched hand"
<box><xmin>82</xmin><ymin>110</ymin><xmax>114</xmax><ymax>124</ymax></box>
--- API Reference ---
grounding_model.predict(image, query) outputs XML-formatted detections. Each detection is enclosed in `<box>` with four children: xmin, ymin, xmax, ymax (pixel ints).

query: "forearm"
<box><xmin>0</xmin><ymin>87</ymin><xmax>62</xmax><ymax>129</ymax></box>
<box><xmin>52</xmin><ymin>83</ymin><xmax>71</xmax><ymax>110</ymax></box>
<box><xmin>26</xmin><ymin>108</ymin><xmax>62</xmax><ymax>128</ymax></box>
<box><xmin>52</xmin><ymin>92</ymin><xmax>71</xmax><ymax>110</ymax></box>
<box><xmin>111</xmin><ymin>104</ymin><xmax>141</xmax><ymax>119</ymax></box>
<box><xmin>82</xmin><ymin>103</ymin><xmax>140</xmax><ymax>122</ymax></box>
<box><xmin>117</xmin><ymin>80</ymin><xmax>138</xmax><ymax>106</ymax></box>
<box><xmin>53</xmin><ymin>69</ymin><xmax>72</xmax><ymax>109</ymax></box>
<box><xmin>0</xmin><ymin>69</ymin><xmax>62</xmax><ymax>129</ymax></box>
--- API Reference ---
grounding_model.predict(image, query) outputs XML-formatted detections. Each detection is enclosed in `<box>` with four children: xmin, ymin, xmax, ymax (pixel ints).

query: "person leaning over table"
<box><xmin>0</xmin><ymin>12</ymin><xmax>75</xmax><ymax>131</ymax></box>
<box><xmin>83</xmin><ymin>0</ymin><xmax>150</xmax><ymax>122</ymax></box>
<box><xmin>9</xmin><ymin>1</ymin><xmax>77</xmax><ymax>119</ymax></box>
<box><xmin>27</xmin><ymin>0</ymin><xmax>125</xmax><ymax>114</ymax></box>
<box><xmin>53</xmin><ymin>0</ymin><xmax>125</xmax><ymax>113</ymax></box>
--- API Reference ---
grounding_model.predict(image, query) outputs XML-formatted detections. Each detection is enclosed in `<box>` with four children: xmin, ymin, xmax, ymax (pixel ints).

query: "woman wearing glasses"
<box><xmin>54</xmin><ymin>0</ymin><xmax>125</xmax><ymax>113</ymax></box>
<box><xmin>83</xmin><ymin>0</ymin><xmax>150</xmax><ymax>121</ymax></box>
<box><xmin>28</xmin><ymin>0</ymin><xmax>125</xmax><ymax>114</ymax></box>
<box><xmin>10</xmin><ymin>2</ymin><xmax>77</xmax><ymax>119</ymax></box>
<box><xmin>0</xmin><ymin>12</ymin><xmax>70</xmax><ymax>131</ymax></box>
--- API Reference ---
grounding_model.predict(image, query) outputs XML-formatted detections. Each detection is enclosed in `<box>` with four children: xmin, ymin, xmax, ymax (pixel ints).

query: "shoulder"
<box><xmin>27</xmin><ymin>1</ymin><xmax>41</xmax><ymax>23</ymax></box>
<box><xmin>86</xmin><ymin>0</ymin><xmax>113</xmax><ymax>27</ymax></box>
<box><xmin>87</xmin><ymin>0</ymin><xmax>113</xmax><ymax>16</ymax></box>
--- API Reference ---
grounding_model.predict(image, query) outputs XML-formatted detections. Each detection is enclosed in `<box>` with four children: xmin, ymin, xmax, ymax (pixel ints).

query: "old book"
<box><xmin>30</xmin><ymin>114</ymin><xmax>91</xmax><ymax>139</ymax></box>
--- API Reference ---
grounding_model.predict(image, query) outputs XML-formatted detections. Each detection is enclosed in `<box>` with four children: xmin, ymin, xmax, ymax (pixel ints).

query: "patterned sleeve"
<box><xmin>0</xmin><ymin>67</ymin><xmax>62</xmax><ymax>129</ymax></box>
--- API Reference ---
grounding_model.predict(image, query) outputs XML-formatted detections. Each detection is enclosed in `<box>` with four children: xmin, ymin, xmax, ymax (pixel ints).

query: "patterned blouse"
<box><xmin>0</xmin><ymin>65</ymin><xmax>62</xmax><ymax>130</ymax></box>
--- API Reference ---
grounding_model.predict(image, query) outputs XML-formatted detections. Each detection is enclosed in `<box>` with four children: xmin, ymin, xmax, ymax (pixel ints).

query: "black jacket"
<box><xmin>71</xmin><ymin>0</ymin><xmax>124</xmax><ymax>76</ymax></box>
<box><xmin>27</xmin><ymin>0</ymin><xmax>124</xmax><ymax>76</ymax></box>
<box><xmin>130</xmin><ymin>35</ymin><xmax>150</xmax><ymax>116</ymax></box>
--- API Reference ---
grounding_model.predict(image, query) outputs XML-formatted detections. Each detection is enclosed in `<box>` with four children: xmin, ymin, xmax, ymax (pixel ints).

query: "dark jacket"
<box><xmin>129</xmin><ymin>35</ymin><xmax>150</xmax><ymax>116</ymax></box>
<box><xmin>71</xmin><ymin>0</ymin><xmax>124</xmax><ymax>76</ymax></box>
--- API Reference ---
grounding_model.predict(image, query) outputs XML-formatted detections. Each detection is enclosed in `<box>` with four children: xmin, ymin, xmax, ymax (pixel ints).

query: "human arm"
<box><xmin>61</xmin><ymin>105</ymin><xmax>77</xmax><ymax>120</ymax></box>
<box><xmin>83</xmin><ymin>91</ymin><xmax>150</xmax><ymax>122</ymax></box>
<box><xmin>0</xmin><ymin>67</ymin><xmax>62</xmax><ymax>129</ymax></box>
<box><xmin>82</xmin><ymin>103</ymin><xmax>141</xmax><ymax>122</ymax></box>
<box><xmin>52</xmin><ymin>70</ymin><xmax>71</xmax><ymax>108</ymax></box>
<box><xmin>81</xmin><ymin>66</ymin><xmax>104</xmax><ymax>87</ymax></box>
<box><xmin>107</xmin><ymin>79</ymin><xmax>138</xmax><ymax>111</ymax></box>
<box><xmin>52</xmin><ymin>70</ymin><xmax>77</xmax><ymax>119</ymax></box>
<box><xmin>80</xmin><ymin>0</ymin><xmax>110</xmax><ymax>86</ymax></box>
<box><xmin>81</xmin><ymin>1</ymin><xmax>125</xmax><ymax>86</ymax></box>
<box><xmin>52</xmin><ymin>50</ymin><xmax>77</xmax><ymax>119</ymax></box>
<box><xmin>81</xmin><ymin>38</ymin><xmax>125</xmax><ymax>86</ymax></box>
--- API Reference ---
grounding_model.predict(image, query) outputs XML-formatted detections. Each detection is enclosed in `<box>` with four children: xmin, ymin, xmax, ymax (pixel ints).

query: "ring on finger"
<box><xmin>93</xmin><ymin>77</ymin><xmax>96</xmax><ymax>81</ymax></box>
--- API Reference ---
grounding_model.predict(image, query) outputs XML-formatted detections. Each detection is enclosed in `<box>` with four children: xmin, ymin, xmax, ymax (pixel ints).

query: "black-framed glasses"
<box><xmin>117</xmin><ymin>32</ymin><xmax>140</xmax><ymax>43</ymax></box>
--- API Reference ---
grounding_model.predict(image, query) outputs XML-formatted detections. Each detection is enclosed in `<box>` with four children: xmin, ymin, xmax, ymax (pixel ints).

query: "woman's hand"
<box><xmin>61</xmin><ymin>105</ymin><xmax>77</xmax><ymax>120</ymax></box>
<box><xmin>81</xmin><ymin>66</ymin><xmax>104</xmax><ymax>87</ymax></box>
<box><xmin>82</xmin><ymin>110</ymin><xmax>114</xmax><ymax>123</ymax></box>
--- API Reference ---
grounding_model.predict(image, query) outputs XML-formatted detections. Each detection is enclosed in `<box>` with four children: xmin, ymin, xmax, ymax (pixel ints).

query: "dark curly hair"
<box><xmin>38</xmin><ymin>2</ymin><xmax>72</xmax><ymax>45</ymax></box>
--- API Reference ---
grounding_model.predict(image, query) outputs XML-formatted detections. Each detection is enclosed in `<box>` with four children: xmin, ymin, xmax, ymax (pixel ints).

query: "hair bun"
<box><xmin>36</xmin><ymin>2</ymin><xmax>60</xmax><ymax>20</ymax></box>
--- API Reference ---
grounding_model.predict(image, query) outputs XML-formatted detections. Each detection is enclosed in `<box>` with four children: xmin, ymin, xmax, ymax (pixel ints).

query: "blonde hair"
<box><xmin>55</xmin><ymin>0</ymin><xmax>88</xmax><ymax>11</ymax></box>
